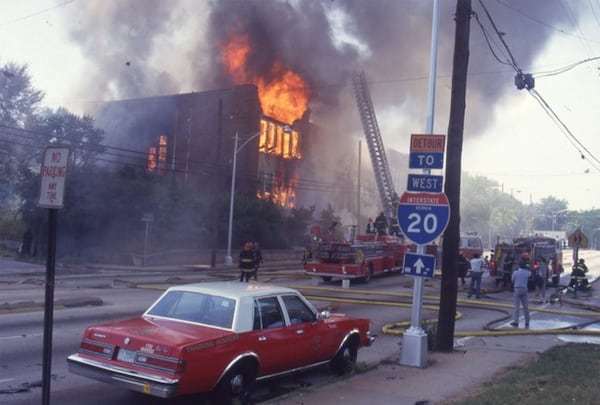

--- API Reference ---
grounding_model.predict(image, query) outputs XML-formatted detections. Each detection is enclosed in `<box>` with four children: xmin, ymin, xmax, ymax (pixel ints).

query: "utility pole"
<box><xmin>210</xmin><ymin>99</ymin><xmax>223</xmax><ymax>268</ymax></box>
<box><xmin>436</xmin><ymin>0</ymin><xmax>471</xmax><ymax>351</ymax></box>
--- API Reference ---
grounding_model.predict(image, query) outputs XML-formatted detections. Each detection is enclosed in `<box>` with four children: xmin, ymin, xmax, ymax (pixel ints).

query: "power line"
<box><xmin>478</xmin><ymin>0</ymin><xmax>600</xmax><ymax>173</ymax></box>
<box><xmin>0</xmin><ymin>0</ymin><xmax>77</xmax><ymax>28</ymax></box>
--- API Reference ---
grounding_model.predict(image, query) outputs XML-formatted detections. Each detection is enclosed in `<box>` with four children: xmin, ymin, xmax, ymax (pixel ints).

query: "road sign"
<box><xmin>403</xmin><ymin>252</ymin><xmax>435</xmax><ymax>277</ymax></box>
<box><xmin>409</xmin><ymin>134</ymin><xmax>446</xmax><ymax>169</ymax></box>
<box><xmin>568</xmin><ymin>229</ymin><xmax>588</xmax><ymax>249</ymax></box>
<box><xmin>37</xmin><ymin>146</ymin><xmax>70</xmax><ymax>209</ymax></box>
<box><xmin>407</xmin><ymin>174</ymin><xmax>443</xmax><ymax>193</ymax></box>
<box><xmin>397</xmin><ymin>191</ymin><xmax>450</xmax><ymax>245</ymax></box>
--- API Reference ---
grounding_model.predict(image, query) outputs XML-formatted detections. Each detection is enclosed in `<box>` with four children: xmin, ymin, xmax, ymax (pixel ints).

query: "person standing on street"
<box><xmin>457</xmin><ymin>251</ymin><xmax>471</xmax><ymax>287</ymax></box>
<box><xmin>535</xmin><ymin>257</ymin><xmax>548</xmax><ymax>301</ymax></box>
<box><xmin>467</xmin><ymin>252</ymin><xmax>484</xmax><ymax>298</ymax></box>
<box><xmin>511</xmin><ymin>259</ymin><xmax>531</xmax><ymax>328</ymax></box>
<box><xmin>239</xmin><ymin>242</ymin><xmax>256</xmax><ymax>282</ymax></box>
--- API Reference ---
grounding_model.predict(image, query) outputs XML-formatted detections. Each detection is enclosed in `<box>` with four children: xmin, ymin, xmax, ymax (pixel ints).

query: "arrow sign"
<box><xmin>403</xmin><ymin>252</ymin><xmax>435</xmax><ymax>277</ymax></box>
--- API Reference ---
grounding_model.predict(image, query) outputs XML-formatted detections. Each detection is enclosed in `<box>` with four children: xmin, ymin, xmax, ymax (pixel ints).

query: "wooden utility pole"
<box><xmin>435</xmin><ymin>0</ymin><xmax>471</xmax><ymax>351</ymax></box>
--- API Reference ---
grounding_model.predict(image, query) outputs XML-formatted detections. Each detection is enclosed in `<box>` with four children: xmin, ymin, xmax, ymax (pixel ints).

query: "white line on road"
<box><xmin>0</xmin><ymin>333</ymin><xmax>42</xmax><ymax>341</ymax></box>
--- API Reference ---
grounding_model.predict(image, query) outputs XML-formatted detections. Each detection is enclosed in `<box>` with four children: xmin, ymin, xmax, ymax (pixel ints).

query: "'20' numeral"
<box><xmin>407</xmin><ymin>213</ymin><xmax>438</xmax><ymax>234</ymax></box>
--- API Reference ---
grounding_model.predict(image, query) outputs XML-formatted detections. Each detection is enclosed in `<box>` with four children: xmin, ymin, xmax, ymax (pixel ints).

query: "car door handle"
<box><xmin>296</xmin><ymin>329</ymin><xmax>304</xmax><ymax>335</ymax></box>
<box><xmin>258</xmin><ymin>336</ymin><xmax>267</xmax><ymax>341</ymax></box>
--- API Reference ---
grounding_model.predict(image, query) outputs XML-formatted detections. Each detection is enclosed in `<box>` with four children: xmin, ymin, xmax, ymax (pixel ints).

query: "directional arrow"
<box><xmin>414</xmin><ymin>258</ymin><xmax>425</xmax><ymax>274</ymax></box>
<box><xmin>403</xmin><ymin>252</ymin><xmax>435</xmax><ymax>278</ymax></box>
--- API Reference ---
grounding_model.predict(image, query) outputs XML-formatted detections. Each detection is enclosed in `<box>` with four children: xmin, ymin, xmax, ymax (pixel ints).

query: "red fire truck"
<box><xmin>304</xmin><ymin>234</ymin><xmax>414</xmax><ymax>284</ymax></box>
<box><xmin>490</xmin><ymin>235</ymin><xmax>564</xmax><ymax>289</ymax></box>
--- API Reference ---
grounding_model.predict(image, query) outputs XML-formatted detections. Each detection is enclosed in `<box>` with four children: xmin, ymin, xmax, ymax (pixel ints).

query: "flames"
<box><xmin>220</xmin><ymin>33</ymin><xmax>307</xmax><ymax>208</ymax></box>
<box><xmin>147</xmin><ymin>135</ymin><xmax>168</xmax><ymax>175</ymax></box>
<box><xmin>220</xmin><ymin>34</ymin><xmax>310</xmax><ymax>124</ymax></box>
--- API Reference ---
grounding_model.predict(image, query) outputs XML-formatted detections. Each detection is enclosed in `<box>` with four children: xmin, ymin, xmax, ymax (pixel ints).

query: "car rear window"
<box><xmin>146</xmin><ymin>290</ymin><xmax>235</xmax><ymax>329</ymax></box>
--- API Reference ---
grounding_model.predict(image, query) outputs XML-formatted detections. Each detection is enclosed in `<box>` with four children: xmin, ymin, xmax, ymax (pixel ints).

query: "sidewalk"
<box><xmin>265</xmin><ymin>276</ymin><xmax>600</xmax><ymax>405</ymax></box>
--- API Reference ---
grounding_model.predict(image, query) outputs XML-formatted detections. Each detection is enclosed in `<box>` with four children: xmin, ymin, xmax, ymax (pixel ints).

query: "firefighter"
<box><xmin>568</xmin><ymin>258</ymin><xmax>589</xmax><ymax>293</ymax></box>
<box><xmin>239</xmin><ymin>242</ymin><xmax>256</xmax><ymax>282</ymax></box>
<box><xmin>501</xmin><ymin>254</ymin><xmax>514</xmax><ymax>290</ymax></box>
<box><xmin>389</xmin><ymin>218</ymin><xmax>401</xmax><ymax>237</ymax></box>
<box><xmin>366</xmin><ymin>218</ymin><xmax>376</xmax><ymax>234</ymax></box>
<box><xmin>374</xmin><ymin>212</ymin><xmax>388</xmax><ymax>235</ymax></box>
<box><xmin>457</xmin><ymin>251</ymin><xmax>470</xmax><ymax>287</ymax></box>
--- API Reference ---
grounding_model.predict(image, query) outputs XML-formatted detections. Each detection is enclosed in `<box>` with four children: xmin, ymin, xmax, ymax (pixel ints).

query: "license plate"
<box><xmin>117</xmin><ymin>349</ymin><xmax>136</xmax><ymax>363</ymax></box>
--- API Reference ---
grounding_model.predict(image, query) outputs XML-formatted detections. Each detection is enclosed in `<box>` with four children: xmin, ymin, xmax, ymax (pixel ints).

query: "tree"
<box><xmin>0</xmin><ymin>63</ymin><xmax>44</xmax><ymax>231</ymax></box>
<box><xmin>0</xmin><ymin>63</ymin><xmax>43</xmax><ymax>127</ymax></box>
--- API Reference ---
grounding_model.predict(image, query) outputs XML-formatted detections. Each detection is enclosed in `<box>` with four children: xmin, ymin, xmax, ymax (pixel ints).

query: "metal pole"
<box><xmin>401</xmin><ymin>0</ymin><xmax>440</xmax><ymax>368</ymax></box>
<box><xmin>225</xmin><ymin>132</ymin><xmax>239</xmax><ymax>266</ymax></box>
<box><xmin>143</xmin><ymin>220</ymin><xmax>149</xmax><ymax>267</ymax></box>
<box><xmin>357</xmin><ymin>140</ymin><xmax>362</xmax><ymax>234</ymax></box>
<box><xmin>225</xmin><ymin>131</ymin><xmax>261</xmax><ymax>266</ymax></box>
<box><xmin>42</xmin><ymin>208</ymin><xmax>57</xmax><ymax>405</ymax></box>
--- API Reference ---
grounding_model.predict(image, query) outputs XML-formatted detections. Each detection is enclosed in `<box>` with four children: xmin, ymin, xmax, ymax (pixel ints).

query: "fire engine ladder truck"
<box><xmin>352</xmin><ymin>71</ymin><xmax>396</xmax><ymax>218</ymax></box>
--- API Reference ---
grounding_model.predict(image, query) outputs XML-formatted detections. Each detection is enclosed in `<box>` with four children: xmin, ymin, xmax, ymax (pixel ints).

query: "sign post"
<box><xmin>37</xmin><ymin>146</ymin><xmax>70</xmax><ymax>405</ymax></box>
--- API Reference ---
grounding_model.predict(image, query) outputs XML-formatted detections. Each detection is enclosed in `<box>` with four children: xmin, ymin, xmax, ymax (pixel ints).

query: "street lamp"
<box><xmin>225</xmin><ymin>130</ymin><xmax>261</xmax><ymax>266</ymax></box>
<box><xmin>551</xmin><ymin>209</ymin><xmax>570</xmax><ymax>231</ymax></box>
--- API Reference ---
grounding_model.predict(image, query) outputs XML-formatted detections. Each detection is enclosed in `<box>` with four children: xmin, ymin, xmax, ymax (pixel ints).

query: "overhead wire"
<box><xmin>478</xmin><ymin>0</ymin><xmax>600</xmax><ymax>172</ymax></box>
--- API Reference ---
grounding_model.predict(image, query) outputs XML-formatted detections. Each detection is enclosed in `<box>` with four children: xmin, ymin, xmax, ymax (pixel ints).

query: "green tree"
<box><xmin>0</xmin><ymin>63</ymin><xmax>44</xmax><ymax>239</ymax></box>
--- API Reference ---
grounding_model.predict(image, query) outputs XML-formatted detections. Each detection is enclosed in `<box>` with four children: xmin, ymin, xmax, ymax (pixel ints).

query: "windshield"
<box><xmin>146</xmin><ymin>290</ymin><xmax>236</xmax><ymax>329</ymax></box>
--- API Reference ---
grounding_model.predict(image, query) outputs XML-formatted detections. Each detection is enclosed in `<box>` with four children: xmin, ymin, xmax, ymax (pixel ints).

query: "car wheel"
<box><xmin>213</xmin><ymin>364</ymin><xmax>255</xmax><ymax>405</ymax></box>
<box><xmin>321</xmin><ymin>276</ymin><xmax>332</xmax><ymax>282</ymax></box>
<box><xmin>329</xmin><ymin>340</ymin><xmax>358</xmax><ymax>375</ymax></box>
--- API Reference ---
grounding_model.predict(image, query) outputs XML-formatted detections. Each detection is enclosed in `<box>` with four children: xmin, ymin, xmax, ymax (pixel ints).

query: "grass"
<box><xmin>442</xmin><ymin>343</ymin><xmax>599</xmax><ymax>405</ymax></box>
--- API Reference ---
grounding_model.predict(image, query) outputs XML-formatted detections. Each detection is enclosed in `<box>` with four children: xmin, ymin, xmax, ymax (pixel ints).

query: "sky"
<box><xmin>1</xmin><ymin>0</ymin><xmax>599</xmax><ymax>212</ymax></box>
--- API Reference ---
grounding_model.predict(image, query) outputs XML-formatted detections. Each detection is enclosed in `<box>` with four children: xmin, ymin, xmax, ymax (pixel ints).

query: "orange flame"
<box><xmin>220</xmin><ymin>34</ymin><xmax>310</xmax><ymax>124</ymax></box>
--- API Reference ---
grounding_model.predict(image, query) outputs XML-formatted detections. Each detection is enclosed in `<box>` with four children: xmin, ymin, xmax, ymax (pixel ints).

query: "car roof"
<box><xmin>166</xmin><ymin>282</ymin><xmax>298</xmax><ymax>299</ymax></box>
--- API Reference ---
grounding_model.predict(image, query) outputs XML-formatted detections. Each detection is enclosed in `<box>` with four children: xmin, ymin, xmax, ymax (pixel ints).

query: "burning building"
<box><xmin>95</xmin><ymin>83</ymin><xmax>311</xmax><ymax>208</ymax></box>
<box><xmin>95</xmin><ymin>22</ymin><xmax>317</xmax><ymax>209</ymax></box>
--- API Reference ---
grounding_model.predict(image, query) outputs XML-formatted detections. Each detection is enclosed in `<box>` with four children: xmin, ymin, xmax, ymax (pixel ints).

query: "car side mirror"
<box><xmin>318</xmin><ymin>310</ymin><xmax>331</xmax><ymax>320</ymax></box>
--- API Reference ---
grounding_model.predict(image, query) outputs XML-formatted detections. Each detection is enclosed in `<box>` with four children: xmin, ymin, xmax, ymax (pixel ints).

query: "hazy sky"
<box><xmin>1</xmin><ymin>0</ymin><xmax>599</xmax><ymax>212</ymax></box>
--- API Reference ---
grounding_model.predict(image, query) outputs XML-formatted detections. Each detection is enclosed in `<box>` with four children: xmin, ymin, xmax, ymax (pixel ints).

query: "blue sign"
<box><xmin>407</xmin><ymin>174</ymin><xmax>443</xmax><ymax>193</ymax></box>
<box><xmin>409</xmin><ymin>152</ymin><xmax>444</xmax><ymax>169</ymax></box>
<box><xmin>403</xmin><ymin>252</ymin><xmax>435</xmax><ymax>277</ymax></box>
<box><xmin>397</xmin><ymin>191</ymin><xmax>450</xmax><ymax>245</ymax></box>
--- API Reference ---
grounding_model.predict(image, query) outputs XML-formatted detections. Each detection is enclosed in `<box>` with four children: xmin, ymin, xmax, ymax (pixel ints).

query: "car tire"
<box><xmin>329</xmin><ymin>340</ymin><xmax>358</xmax><ymax>375</ymax></box>
<box><xmin>321</xmin><ymin>276</ymin><xmax>333</xmax><ymax>282</ymax></box>
<box><xmin>213</xmin><ymin>363</ymin><xmax>256</xmax><ymax>405</ymax></box>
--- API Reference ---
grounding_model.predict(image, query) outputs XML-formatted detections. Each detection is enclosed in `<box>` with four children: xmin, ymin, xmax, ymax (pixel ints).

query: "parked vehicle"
<box><xmin>67</xmin><ymin>282</ymin><xmax>374</xmax><ymax>403</ymax></box>
<box><xmin>490</xmin><ymin>235</ymin><xmax>564</xmax><ymax>290</ymax></box>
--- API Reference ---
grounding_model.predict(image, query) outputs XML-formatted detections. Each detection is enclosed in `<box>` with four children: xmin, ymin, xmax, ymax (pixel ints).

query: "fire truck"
<box><xmin>304</xmin><ymin>234</ymin><xmax>414</xmax><ymax>283</ymax></box>
<box><xmin>304</xmin><ymin>72</ymin><xmax>416</xmax><ymax>285</ymax></box>
<box><xmin>490</xmin><ymin>235</ymin><xmax>564</xmax><ymax>290</ymax></box>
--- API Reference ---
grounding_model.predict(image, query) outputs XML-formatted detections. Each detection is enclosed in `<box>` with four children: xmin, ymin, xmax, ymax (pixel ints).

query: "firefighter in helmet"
<box><xmin>239</xmin><ymin>242</ymin><xmax>256</xmax><ymax>282</ymax></box>
<box><xmin>568</xmin><ymin>258</ymin><xmax>590</xmax><ymax>292</ymax></box>
<box><xmin>374</xmin><ymin>212</ymin><xmax>388</xmax><ymax>235</ymax></box>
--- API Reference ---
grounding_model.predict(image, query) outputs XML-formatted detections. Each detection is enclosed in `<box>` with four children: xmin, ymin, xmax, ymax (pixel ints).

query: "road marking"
<box><xmin>0</xmin><ymin>333</ymin><xmax>43</xmax><ymax>341</ymax></box>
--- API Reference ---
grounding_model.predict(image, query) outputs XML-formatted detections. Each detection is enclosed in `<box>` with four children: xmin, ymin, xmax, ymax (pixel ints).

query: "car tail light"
<box><xmin>80</xmin><ymin>339</ymin><xmax>115</xmax><ymax>359</ymax></box>
<box><xmin>135</xmin><ymin>353</ymin><xmax>186</xmax><ymax>374</ymax></box>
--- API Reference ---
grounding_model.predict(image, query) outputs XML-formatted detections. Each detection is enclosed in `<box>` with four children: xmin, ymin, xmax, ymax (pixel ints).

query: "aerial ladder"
<box><xmin>352</xmin><ymin>71</ymin><xmax>397</xmax><ymax>220</ymax></box>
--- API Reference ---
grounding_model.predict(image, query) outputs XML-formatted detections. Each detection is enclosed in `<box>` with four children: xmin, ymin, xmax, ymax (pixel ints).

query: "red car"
<box><xmin>67</xmin><ymin>282</ymin><xmax>374</xmax><ymax>403</ymax></box>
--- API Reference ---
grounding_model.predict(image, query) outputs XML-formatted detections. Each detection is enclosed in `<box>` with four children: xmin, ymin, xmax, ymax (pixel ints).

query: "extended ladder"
<box><xmin>352</xmin><ymin>71</ymin><xmax>396</xmax><ymax>217</ymax></box>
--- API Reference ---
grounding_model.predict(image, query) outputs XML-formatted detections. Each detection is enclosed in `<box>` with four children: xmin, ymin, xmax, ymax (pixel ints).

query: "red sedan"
<box><xmin>67</xmin><ymin>282</ymin><xmax>374</xmax><ymax>403</ymax></box>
